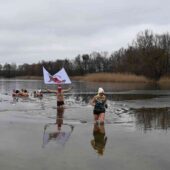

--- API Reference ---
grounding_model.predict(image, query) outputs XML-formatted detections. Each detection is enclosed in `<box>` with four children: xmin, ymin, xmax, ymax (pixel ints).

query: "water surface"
<box><xmin>0</xmin><ymin>79</ymin><xmax>170</xmax><ymax>170</ymax></box>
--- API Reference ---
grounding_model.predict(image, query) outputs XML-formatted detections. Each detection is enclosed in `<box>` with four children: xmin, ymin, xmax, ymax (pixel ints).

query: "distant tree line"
<box><xmin>0</xmin><ymin>29</ymin><xmax>170</xmax><ymax>80</ymax></box>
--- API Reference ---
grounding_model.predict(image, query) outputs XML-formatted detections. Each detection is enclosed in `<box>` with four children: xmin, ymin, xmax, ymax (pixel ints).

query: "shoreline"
<box><xmin>1</xmin><ymin>73</ymin><xmax>170</xmax><ymax>85</ymax></box>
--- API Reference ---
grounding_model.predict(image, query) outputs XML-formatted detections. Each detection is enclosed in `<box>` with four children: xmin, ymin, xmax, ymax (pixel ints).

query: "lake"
<box><xmin>0</xmin><ymin>79</ymin><xmax>170</xmax><ymax>170</ymax></box>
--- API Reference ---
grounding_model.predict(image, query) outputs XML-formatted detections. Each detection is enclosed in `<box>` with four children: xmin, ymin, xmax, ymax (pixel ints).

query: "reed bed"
<box><xmin>158</xmin><ymin>76</ymin><xmax>170</xmax><ymax>84</ymax></box>
<box><xmin>73</xmin><ymin>73</ymin><xmax>150</xmax><ymax>83</ymax></box>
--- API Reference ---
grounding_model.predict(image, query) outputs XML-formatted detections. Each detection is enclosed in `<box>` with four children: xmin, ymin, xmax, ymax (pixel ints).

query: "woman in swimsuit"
<box><xmin>91</xmin><ymin>87</ymin><xmax>107</xmax><ymax>124</ymax></box>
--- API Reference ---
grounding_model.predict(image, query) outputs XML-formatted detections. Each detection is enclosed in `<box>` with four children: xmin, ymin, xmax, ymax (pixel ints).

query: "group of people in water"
<box><xmin>12</xmin><ymin>89</ymin><xmax>43</xmax><ymax>98</ymax></box>
<box><xmin>46</xmin><ymin>85</ymin><xmax>108</xmax><ymax>124</ymax></box>
<box><xmin>12</xmin><ymin>85</ymin><xmax>108</xmax><ymax>124</ymax></box>
<box><xmin>12</xmin><ymin>89</ymin><xmax>29</xmax><ymax>97</ymax></box>
<box><xmin>12</xmin><ymin>85</ymin><xmax>108</xmax><ymax>155</ymax></box>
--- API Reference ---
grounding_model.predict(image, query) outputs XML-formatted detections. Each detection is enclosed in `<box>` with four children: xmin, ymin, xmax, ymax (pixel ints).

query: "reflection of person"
<box><xmin>46</xmin><ymin>85</ymin><xmax>72</xmax><ymax>107</ymax></box>
<box><xmin>56</xmin><ymin>106</ymin><xmax>64</xmax><ymax>131</ymax></box>
<box><xmin>42</xmin><ymin>106</ymin><xmax>74</xmax><ymax>147</ymax></box>
<box><xmin>91</xmin><ymin>123</ymin><xmax>107</xmax><ymax>156</ymax></box>
<box><xmin>91</xmin><ymin>87</ymin><xmax>107</xmax><ymax>124</ymax></box>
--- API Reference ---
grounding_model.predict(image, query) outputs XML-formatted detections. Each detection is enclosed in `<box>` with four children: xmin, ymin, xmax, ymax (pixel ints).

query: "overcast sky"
<box><xmin>0</xmin><ymin>0</ymin><xmax>170</xmax><ymax>65</ymax></box>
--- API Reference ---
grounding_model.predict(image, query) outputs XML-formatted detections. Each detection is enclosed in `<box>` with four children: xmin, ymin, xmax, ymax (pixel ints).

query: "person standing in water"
<box><xmin>46</xmin><ymin>85</ymin><xmax>72</xmax><ymax>107</ymax></box>
<box><xmin>91</xmin><ymin>87</ymin><xmax>107</xmax><ymax>124</ymax></box>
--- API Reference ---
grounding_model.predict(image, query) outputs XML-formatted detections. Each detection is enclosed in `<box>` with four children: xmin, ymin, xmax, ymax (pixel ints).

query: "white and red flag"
<box><xmin>43</xmin><ymin>67</ymin><xmax>71</xmax><ymax>84</ymax></box>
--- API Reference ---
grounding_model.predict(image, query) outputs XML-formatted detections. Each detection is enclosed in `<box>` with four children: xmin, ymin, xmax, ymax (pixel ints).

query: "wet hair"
<box><xmin>16</xmin><ymin>90</ymin><xmax>20</xmax><ymax>93</ymax></box>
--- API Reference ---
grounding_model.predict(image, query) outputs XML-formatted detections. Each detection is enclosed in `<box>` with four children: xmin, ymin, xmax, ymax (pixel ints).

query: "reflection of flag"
<box><xmin>43</xmin><ymin>131</ymin><xmax>72</xmax><ymax>147</ymax></box>
<box><xmin>43</xmin><ymin>67</ymin><xmax>71</xmax><ymax>84</ymax></box>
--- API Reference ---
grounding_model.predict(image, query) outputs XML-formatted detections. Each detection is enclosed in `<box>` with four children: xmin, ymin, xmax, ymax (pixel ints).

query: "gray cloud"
<box><xmin>0</xmin><ymin>0</ymin><xmax>170</xmax><ymax>64</ymax></box>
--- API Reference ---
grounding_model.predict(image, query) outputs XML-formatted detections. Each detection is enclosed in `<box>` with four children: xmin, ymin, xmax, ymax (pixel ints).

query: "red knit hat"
<box><xmin>58</xmin><ymin>85</ymin><xmax>62</xmax><ymax>91</ymax></box>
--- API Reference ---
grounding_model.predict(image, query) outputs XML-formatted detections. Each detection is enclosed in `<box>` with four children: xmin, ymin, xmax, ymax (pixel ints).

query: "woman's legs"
<box><xmin>98</xmin><ymin>113</ymin><xmax>105</xmax><ymax>124</ymax></box>
<box><xmin>94</xmin><ymin>112</ymin><xmax>105</xmax><ymax>124</ymax></box>
<box><xmin>94</xmin><ymin>114</ymin><xmax>99</xmax><ymax>122</ymax></box>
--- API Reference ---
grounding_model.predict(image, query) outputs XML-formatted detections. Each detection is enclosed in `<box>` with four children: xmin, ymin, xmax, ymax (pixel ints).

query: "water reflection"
<box><xmin>2</xmin><ymin>79</ymin><xmax>170</xmax><ymax>133</ymax></box>
<box><xmin>56</xmin><ymin>107</ymin><xmax>64</xmax><ymax>131</ymax></box>
<box><xmin>134</xmin><ymin>108</ymin><xmax>170</xmax><ymax>131</ymax></box>
<box><xmin>91</xmin><ymin>123</ymin><xmax>107</xmax><ymax>156</ymax></box>
<box><xmin>42</xmin><ymin>106</ymin><xmax>74</xmax><ymax>147</ymax></box>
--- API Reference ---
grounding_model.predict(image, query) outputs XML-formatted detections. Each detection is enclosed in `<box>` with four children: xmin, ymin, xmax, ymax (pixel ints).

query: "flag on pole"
<box><xmin>43</xmin><ymin>67</ymin><xmax>71</xmax><ymax>84</ymax></box>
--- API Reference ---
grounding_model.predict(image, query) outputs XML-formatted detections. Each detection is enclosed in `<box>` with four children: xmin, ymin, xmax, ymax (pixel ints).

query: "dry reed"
<box><xmin>73</xmin><ymin>73</ymin><xmax>150</xmax><ymax>83</ymax></box>
<box><xmin>158</xmin><ymin>76</ymin><xmax>170</xmax><ymax>84</ymax></box>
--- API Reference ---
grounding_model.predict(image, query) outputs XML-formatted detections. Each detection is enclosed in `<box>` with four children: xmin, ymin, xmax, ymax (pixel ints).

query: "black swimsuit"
<box><xmin>93</xmin><ymin>100</ymin><xmax>105</xmax><ymax>115</ymax></box>
<box><xmin>57</xmin><ymin>101</ymin><xmax>64</xmax><ymax>107</ymax></box>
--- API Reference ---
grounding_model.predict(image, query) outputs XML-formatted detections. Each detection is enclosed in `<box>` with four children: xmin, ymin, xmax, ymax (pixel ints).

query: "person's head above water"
<box><xmin>58</xmin><ymin>85</ymin><xmax>62</xmax><ymax>92</ymax></box>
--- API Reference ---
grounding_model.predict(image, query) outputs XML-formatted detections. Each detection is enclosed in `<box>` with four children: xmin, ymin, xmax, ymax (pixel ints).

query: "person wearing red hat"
<box><xmin>56</xmin><ymin>85</ymin><xmax>65</xmax><ymax>107</ymax></box>
<box><xmin>46</xmin><ymin>85</ymin><xmax>72</xmax><ymax>107</ymax></box>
